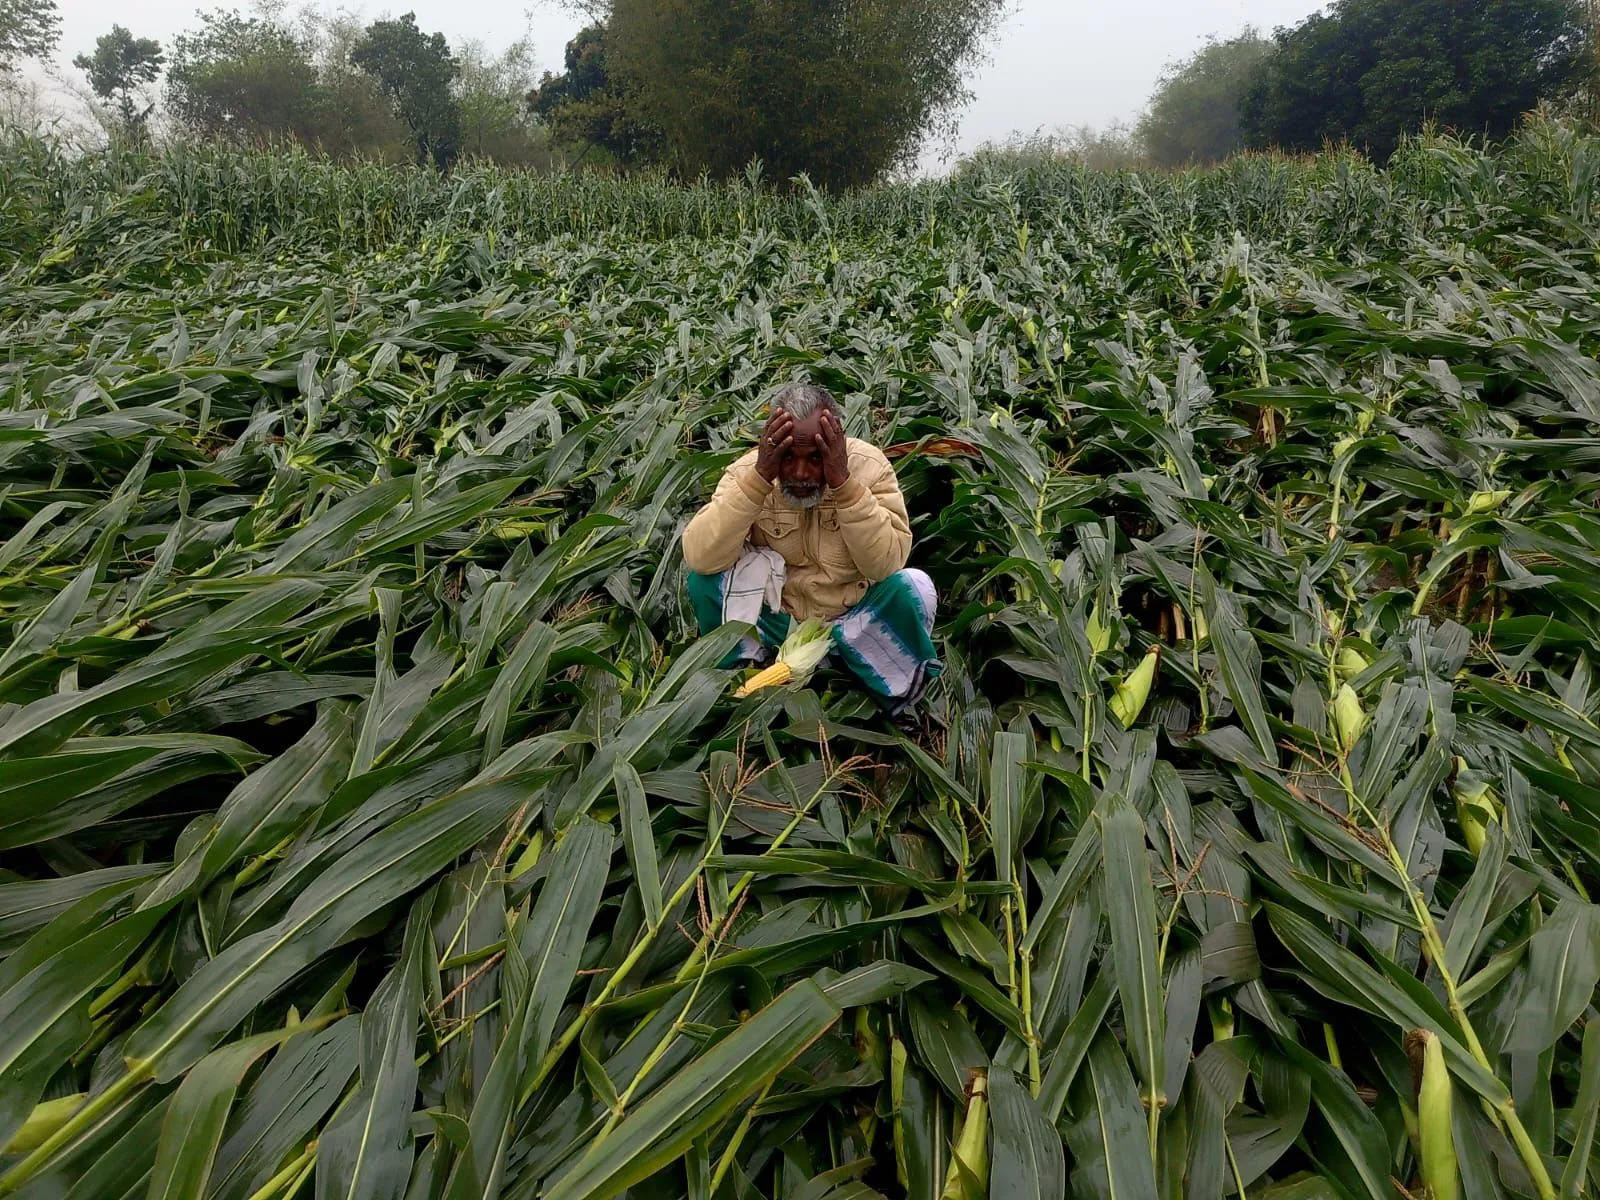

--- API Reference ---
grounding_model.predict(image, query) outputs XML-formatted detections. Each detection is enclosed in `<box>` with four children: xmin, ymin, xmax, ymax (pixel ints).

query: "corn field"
<box><xmin>1</xmin><ymin>118</ymin><xmax>1599</xmax><ymax>1200</ymax></box>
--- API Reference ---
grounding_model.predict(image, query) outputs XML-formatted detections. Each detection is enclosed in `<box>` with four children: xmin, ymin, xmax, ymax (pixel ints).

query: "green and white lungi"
<box><xmin>687</xmin><ymin>562</ymin><xmax>941</xmax><ymax>713</ymax></box>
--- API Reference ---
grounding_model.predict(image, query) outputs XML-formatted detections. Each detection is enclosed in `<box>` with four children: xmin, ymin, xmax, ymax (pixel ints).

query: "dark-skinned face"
<box><xmin>778</xmin><ymin>411</ymin><xmax>825</xmax><ymax>505</ymax></box>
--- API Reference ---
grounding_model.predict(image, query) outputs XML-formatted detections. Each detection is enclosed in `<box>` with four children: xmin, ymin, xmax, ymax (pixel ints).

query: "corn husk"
<box><xmin>732</xmin><ymin>619</ymin><xmax>834</xmax><ymax>697</ymax></box>
<box><xmin>1411</xmin><ymin>1029</ymin><xmax>1460</xmax><ymax>1200</ymax></box>
<box><xmin>939</xmin><ymin>1071</ymin><xmax>989</xmax><ymax>1200</ymax></box>
<box><xmin>1110</xmin><ymin>645</ymin><xmax>1160</xmax><ymax>728</ymax></box>
<box><xmin>1333</xmin><ymin>683</ymin><xmax>1366</xmax><ymax>753</ymax></box>
<box><xmin>1463</xmin><ymin>489</ymin><xmax>1511</xmax><ymax>516</ymax></box>
<box><xmin>4</xmin><ymin>1094</ymin><xmax>85</xmax><ymax>1156</ymax></box>
<box><xmin>891</xmin><ymin>1037</ymin><xmax>911</xmax><ymax>1191</ymax></box>
<box><xmin>1451</xmin><ymin>758</ymin><xmax>1501</xmax><ymax>858</ymax></box>
<box><xmin>1335</xmin><ymin>645</ymin><xmax>1371</xmax><ymax>680</ymax></box>
<box><xmin>1085</xmin><ymin>601</ymin><xmax>1112</xmax><ymax>655</ymax></box>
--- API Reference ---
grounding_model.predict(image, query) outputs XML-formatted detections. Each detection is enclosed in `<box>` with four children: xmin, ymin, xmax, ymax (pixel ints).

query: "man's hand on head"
<box><xmin>817</xmin><ymin>410</ymin><xmax>850</xmax><ymax>491</ymax></box>
<box><xmin>755</xmin><ymin>409</ymin><xmax>795</xmax><ymax>483</ymax></box>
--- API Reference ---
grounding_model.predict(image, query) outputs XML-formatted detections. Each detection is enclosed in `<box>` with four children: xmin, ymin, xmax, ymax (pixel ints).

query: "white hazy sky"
<box><xmin>49</xmin><ymin>0</ymin><xmax>1331</xmax><ymax>169</ymax></box>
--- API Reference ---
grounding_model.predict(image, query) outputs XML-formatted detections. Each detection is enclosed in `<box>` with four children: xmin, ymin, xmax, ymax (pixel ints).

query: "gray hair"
<box><xmin>771</xmin><ymin>383</ymin><xmax>839</xmax><ymax>421</ymax></box>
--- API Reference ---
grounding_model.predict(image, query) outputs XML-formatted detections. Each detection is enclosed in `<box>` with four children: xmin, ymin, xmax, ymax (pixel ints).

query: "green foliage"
<box><xmin>166</xmin><ymin>9</ymin><xmax>324</xmax><ymax>146</ymax></box>
<box><xmin>350</xmin><ymin>12</ymin><xmax>461</xmax><ymax>169</ymax></box>
<box><xmin>297</xmin><ymin>9</ymin><xmax>411</xmax><ymax>164</ymax></box>
<box><xmin>455</xmin><ymin>36</ymin><xmax>558</xmax><ymax>169</ymax></box>
<box><xmin>528</xmin><ymin>23</ymin><xmax>661</xmax><ymax>169</ymax></box>
<box><xmin>2</xmin><ymin>116</ymin><xmax>1600</xmax><ymax>1196</ymax></box>
<box><xmin>72</xmin><ymin>25</ymin><xmax>164</xmax><ymax>128</ymax></box>
<box><xmin>957</xmin><ymin>124</ymin><xmax>1146</xmax><ymax>176</ymax></box>
<box><xmin>1242</xmin><ymin>0</ymin><xmax>1591</xmax><ymax>161</ymax></box>
<box><xmin>0</xmin><ymin>0</ymin><xmax>57</xmax><ymax>72</ymax></box>
<box><xmin>1137</xmin><ymin>28</ymin><xmax>1274</xmax><ymax>168</ymax></box>
<box><xmin>603</xmin><ymin>0</ymin><xmax>1008</xmax><ymax>186</ymax></box>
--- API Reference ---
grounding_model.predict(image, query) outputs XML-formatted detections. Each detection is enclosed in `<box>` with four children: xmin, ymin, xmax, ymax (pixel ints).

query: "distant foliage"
<box><xmin>958</xmin><ymin>124</ymin><xmax>1146</xmax><ymax>175</ymax></box>
<box><xmin>455</xmin><ymin>37</ymin><xmax>558</xmax><ymax>169</ymax></box>
<box><xmin>166</xmin><ymin>10</ymin><xmax>325</xmax><ymax>146</ymax></box>
<box><xmin>350</xmin><ymin>12</ymin><xmax>462</xmax><ymax>169</ymax></box>
<box><xmin>0</xmin><ymin>0</ymin><xmax>57</xmax><ymax>72</ymax></box>
<box><xmin>601</xmin><ymin>0</ymin><xmax>1008</xmax><ymax>187</ymax></box>
<box><xmin>527</xmin><ymin>24</ymin><xmax>662</xmax><ymax>169</ymax></box>
<box><xmin>1137</xmin><ymin>30</ymin><xmax>1274</xmax><ymax>168</ymax></box>
<box><xmin>298</xmin><ymin>9</ymin><xmax>412</xmax><ymax>164</ymax></box>
<box><xmin>1242</xmin><ymin>0</ymin><xmax>1591</xmax><ymax>161</ymax></box>
<box><xmin>73</xmin><ymin>25</ymin><xmax>164</xmax><ymax>129</ymax></box>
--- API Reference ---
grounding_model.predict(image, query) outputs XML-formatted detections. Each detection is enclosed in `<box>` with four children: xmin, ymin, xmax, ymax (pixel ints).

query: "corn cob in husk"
<box><xmin>1333</xmin><ymin>683</ymin><xmax>1366</xmax><ymax>753</ymax></box>
<box><xmin>1110</xmin><ymin>644</ymin><xmax>1160</xmax><ymax>729</ymax></box>
<box><xmin>1451</xmin><ymin>757</ymin><xmax>1501</xmax><ymax>858</ymax></box>
<box><xmin>939</xmin><ymin>1070</ymin><xmax>989</xmax><ymax>1200</ymax></box>
<box><xmin>1407</xmin><ymin>1029</ymin><xmax>1459</xmax><ymax>1200</ymax></box>
<box><xmin>4</xmin><ymin>1094</ymin><xmax>85</xmax><ymax>1156</ymax></box>
<box><xmin>732</xmin><ymin>618</ymin><xmax>835</xmax><ymax>697</ymax></box>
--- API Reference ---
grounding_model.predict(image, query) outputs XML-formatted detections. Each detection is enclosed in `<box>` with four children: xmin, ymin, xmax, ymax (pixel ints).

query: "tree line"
<box><xmin>1135</xmin><ymin>0</ymin><xmax>1593</xmax><ymax>168</ymax></box>
<box><xmin>2</xmin><ymin>3</ymin><xmax>557</xmax><ymax>168</ymax></box>
<box><xmin>1</xmin><ymin>0</ymin><xmax>1595</xmax><ymax>183</ymax></box>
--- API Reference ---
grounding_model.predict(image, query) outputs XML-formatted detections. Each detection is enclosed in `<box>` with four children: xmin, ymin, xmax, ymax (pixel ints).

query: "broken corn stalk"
<box><xmin>732</xmin><ymin>618</ymin><xmax>834</xmax><ymax>698</ymax></box>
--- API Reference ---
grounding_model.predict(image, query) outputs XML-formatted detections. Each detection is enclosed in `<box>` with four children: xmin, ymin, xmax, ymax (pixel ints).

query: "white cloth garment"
<box><xmin>723</xmin><ymin>545</ymin><xmax>786</xmax><ymax>661</ymax></box>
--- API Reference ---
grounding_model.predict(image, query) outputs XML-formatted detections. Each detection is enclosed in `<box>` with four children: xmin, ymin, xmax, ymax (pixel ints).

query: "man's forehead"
<box><xmin>784</xmin><ymin>410</ymin><xmax>825</xmax><ymax>439</ymax></box>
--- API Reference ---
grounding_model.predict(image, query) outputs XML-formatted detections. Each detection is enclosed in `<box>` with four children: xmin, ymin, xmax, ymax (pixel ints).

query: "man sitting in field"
<box><xmin>683</xmin><ymin>383</ymin><xmax>941</xmax><ymax>718</ymax></box>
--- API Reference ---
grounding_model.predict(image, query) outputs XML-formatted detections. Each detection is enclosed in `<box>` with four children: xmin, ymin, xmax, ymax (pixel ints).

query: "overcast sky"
<box><xmin>48</xmin><ymin>0</ymin><xmax>1331</xmax><ymax>170</ymax></box>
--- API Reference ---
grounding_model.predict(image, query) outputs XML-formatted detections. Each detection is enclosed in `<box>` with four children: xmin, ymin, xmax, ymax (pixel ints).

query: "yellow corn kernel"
<box><xmin>733</xmin><ymin>661</ymin><xmax>792</xmax><ymax>698</ymax></box>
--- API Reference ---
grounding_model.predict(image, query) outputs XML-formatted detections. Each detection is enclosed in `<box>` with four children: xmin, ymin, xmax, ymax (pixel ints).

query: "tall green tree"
<box><xmin>74</xmin><ymin>25</ymin><xmax>164</xmax><ymax>127</ymax></box>
<box><xmin>1137</xmin><ymin>29</ymin><xmax>1274</xmax><ymax>168</ymax></box>
<box><xmin>456</xmin><ymin>36</ymin><xmax>558</xmax><ymax>167</ymax></box>
<box><xmin>1242</xmin><ymin>0</ymin><xmax>1590</xmax><ymax>161</ymax></box>
<box><xmin>350</xmin><ymin>12</ymin><xmax>461</xmax><ymax>168</ymax></box>
<box><xmin>598</xmin><ymin>0</ymin><xmax>1007</xmax><ymax>187</ymax></box>
<box><xmin>167</xmin><ymin>9</ymin><xmax>323</xmax><ymax>145</ymax></box>
<box><xmin>0</xmin><ymin>0</ymin><xmax>59</xmax><ymax>72</ymax></box>
<box><xmin>297</xmin><ymin>8</ymin><xmax>412</xmax><ymax>162</ymax></box>
<box><xmin>528</xmin><ymin>24</ymin><xmax>660</xmax><ymax>168</ymax></box>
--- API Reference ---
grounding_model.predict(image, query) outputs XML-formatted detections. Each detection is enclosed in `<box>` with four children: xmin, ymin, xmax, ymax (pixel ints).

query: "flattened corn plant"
<box><xmin>1</xmin><ymin>118</ymin><xmax>1598</xmax><ymax>1200</ymax></box>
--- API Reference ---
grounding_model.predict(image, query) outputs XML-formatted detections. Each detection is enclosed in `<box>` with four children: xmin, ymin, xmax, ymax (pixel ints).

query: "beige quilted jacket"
<box><xmin>681</xmin><ymin>437</ymin><xmax>912</xmax><ymax>621</ymax></box>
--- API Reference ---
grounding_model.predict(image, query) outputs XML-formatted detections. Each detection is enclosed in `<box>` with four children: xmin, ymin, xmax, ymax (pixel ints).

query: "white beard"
<box><xmin>781</xmin><ymin>485</ymin><xmax>822</xmax><ymax>509</ymax></box>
